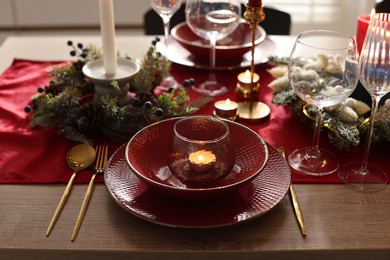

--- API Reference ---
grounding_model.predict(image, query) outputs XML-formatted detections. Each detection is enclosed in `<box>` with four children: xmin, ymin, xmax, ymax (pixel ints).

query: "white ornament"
<box><xmin>344</xmin><ymin>98</ymin><xmax>371</xmax><ymax>115</ymax></box>
<box><xmin>268</xmin><ymin>76</ymin><xmax>290</xmax><ymax>93</ymax></box>
<box><xmin>267</xmin><ymin>65</ymin><xmax>288</xmax><ymax>78</ymax></box>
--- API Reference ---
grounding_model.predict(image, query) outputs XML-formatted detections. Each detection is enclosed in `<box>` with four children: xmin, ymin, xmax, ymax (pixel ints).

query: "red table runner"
<box><xmin>0</xmin><ymin>59</ymin><xmax>388</xmax><ymax>184</ymax></box>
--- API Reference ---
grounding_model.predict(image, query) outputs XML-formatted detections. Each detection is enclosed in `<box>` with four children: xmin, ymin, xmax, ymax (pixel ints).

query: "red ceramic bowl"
<box><xmin>171</xmin><ymin>21</ymin><xmax>266</xmax><ymax>60</ymax></box>
<box><xmin>125</xmin><ymin>117</ymin><xmax>269</xmax><ymax>200</ymax></box>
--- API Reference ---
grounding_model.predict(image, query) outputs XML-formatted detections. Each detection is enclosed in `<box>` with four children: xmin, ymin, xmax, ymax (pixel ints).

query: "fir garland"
<box><xmin>267</xmin><ymin>56</ymin><xmax>390</xmax><ymax>151</ymax></box>
<box><xmin>25</xmin><ymin>38</ymin><xmax>212</xmax><ymax>145</ymax></box>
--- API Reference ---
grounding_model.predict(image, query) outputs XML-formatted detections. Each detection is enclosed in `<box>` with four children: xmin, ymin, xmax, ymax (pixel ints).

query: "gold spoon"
<box><xmin>46</xmin><ymin>144</ymin><xmax>96</xmax><ymax>237</ymax></box>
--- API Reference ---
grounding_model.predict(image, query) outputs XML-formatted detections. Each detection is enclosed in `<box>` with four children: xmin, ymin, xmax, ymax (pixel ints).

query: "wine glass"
<box><xmin>288</xmin><ymin>30</ymin><xmax>359</xmax><ymax>176</ymax></box>
<box><xmin>151</xmin><ymin>0</ymin><xmax>182</xmax><ymax>90</ymax></box>
<box><xmin>185</xmin><ymin>0</ymin><xmax>241</xmax><ymax>96</ymax></box>
<box><xmin>338</xmin><ymin>13</ymin><xmax>390</xmax><ymax>191</ymax></box>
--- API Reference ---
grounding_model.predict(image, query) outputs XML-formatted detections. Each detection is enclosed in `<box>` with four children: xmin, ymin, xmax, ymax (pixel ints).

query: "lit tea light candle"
<box><xmin>99</xmin><ymin>0</ymin><xmax>117</xmax><ymax>76</ymax></box>
<box><xmin>189</xmin><ymin>150</ymin><xmax>216</xmax><ymax>172</ymax></box>
<box><xmin>214</xmin><ymin>99</ymin><xmax>238</xmax><ymax>118</ymax></box>
<box><xmin>356</xmin><ymin>9</ymin><xmax>375</xmax><ymax>54</ymax></box>
<box><xmin>238</xmin><ymin>70</ymin><xmax>260</xmax><ymax>85</ymax></box>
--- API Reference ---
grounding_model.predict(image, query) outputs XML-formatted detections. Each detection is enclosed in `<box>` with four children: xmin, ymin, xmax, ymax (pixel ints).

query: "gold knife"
<box><xmin>278</xmin><ymin>147</ymin><xmax>307</xmax><ymax>236</ymax></box>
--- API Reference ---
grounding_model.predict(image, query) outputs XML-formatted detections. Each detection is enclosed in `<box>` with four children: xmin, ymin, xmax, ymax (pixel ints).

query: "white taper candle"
<box><xmin>99</xmin><ymin>0</ymin><xmax>117</xmax><ymax>76</ymax></box>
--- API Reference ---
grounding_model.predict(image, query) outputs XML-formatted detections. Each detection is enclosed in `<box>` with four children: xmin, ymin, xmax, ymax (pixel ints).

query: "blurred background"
<box><xmin>0</xmin><ymin>0</ymin><xmax>376</xmax><ymax>45</ymax></box>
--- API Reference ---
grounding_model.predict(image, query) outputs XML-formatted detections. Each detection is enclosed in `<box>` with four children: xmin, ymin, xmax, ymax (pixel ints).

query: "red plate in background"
<box><xmin>171</xmin><ymin>21</ymin><xmax>266</xmax><ymax>59</ymax></box>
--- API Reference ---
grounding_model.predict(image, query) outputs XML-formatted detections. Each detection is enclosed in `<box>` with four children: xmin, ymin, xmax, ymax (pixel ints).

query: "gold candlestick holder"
<box><xmin>237</xmin><ymin>4</ymin><xmax>270</xmax><ymax>122</ymax></box>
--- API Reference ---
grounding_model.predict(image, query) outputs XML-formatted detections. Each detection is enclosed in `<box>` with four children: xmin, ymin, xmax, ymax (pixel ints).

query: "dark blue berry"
<box><xmin>70</xmin><ymin>50</ymin><xmax>76</xmax><ymax>56</ymax></box>
<box><xmin>183</xmin><ymin>79</ymin><xmax>191</xmax><ymax>87</ymax></box>
<box><xmin>24</xmin><ymin>105</ymin><xmax>31</xmax><ymax>113</ymax></box>
<box><xmin>144</xmin><ymin>101</ymin><xmax>153</xmax><ymax>110</ymax></box>
<box><xmin>189</xmin><ymin>78</ymin><xmax>195</xmax><ymax>85</ymax></box>
<box><xmin>32</xmin><ymin>99</ymin><xmax>39</xmax><ymax>110</ymax></box>
<box><xmin>37</xmin><ymin>87</ymin><xmax>44</xmax><ymax>93</ymax></box>
<box><xmin>131</xmin><ymin>98</ymin><xmax>142</xmax><ymax>107</ymax></box>
<box><xmin>77</xmin><ymin>43</ymin><xmax>83</xmax><ymax>49</ymax></box>
<box><xmin>155</xmin><ymin>108</ymin><xmax>163</xmax><ymax>117</ymax></box>
<box><xmin>67</xmin><ymin>40</ymin><xmax>73</xmax><ymax>46</ymax></box>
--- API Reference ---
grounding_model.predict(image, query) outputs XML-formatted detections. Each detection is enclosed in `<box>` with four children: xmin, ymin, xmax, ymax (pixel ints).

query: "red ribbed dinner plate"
<box><xmin>125</xmin><ymin>118</ymin><xmax>269</xmax><ymax>200</ymax></box>
<box><xmin>104</xmin><ymin>142</ymin><xmax>290</xmax><ymax>228</ymax></box>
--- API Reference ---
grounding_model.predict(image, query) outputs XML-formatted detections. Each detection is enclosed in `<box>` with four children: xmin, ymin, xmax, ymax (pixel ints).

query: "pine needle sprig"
<box><xmin>61</xmin><ymin>125</ymin><xmax>93</xmax><ymax>145</ymax></box>
<box><xmin>156</xmin><ymin>88</ymin><xmax>212</xmax><ymax>116</ymax></box>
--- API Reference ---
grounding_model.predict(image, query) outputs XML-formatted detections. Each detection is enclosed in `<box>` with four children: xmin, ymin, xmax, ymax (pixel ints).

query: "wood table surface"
<box><xmin>1</xmin><ymin>35</ymin><xmax>390</xmax><ymax>260</ymax></box>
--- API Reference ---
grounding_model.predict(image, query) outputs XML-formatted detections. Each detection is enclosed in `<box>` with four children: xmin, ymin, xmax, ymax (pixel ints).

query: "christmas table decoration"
<box><xmin>267</xmin><ymin>56</ymin><xmax>390</xmax><ymax>151</ymax></box>
<box><xmin>25</xmin><ymin>38</ymin><xmax>211</xmax><ymax>144</ymax></box>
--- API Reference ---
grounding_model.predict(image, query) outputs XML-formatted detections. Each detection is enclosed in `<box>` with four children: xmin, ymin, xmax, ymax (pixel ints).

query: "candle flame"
<box><xmin>245</xmin><ymin>70</ymin><xmax>251</xmax><ymax>78</ymax></box>
<box><xmin>225</xmin><ymin>99</ymin><xmax>231</xmax><ymax>105</ymax></box>
<box><xmin>198</xmin><ymin>155</ymin><xmax>204</xmax><ymax>162</ymax></box>
<box><xmin>370</xmin><ymin>8</ymin><xmax>375</xmax><ymax>18</ymax></box>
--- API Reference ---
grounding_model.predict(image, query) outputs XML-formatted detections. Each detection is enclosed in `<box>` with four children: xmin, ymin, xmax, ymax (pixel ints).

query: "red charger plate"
<box><xmin>104</xmin><ymin>142</ymin><xmax>291</xmax><ymax>228</ymax></box>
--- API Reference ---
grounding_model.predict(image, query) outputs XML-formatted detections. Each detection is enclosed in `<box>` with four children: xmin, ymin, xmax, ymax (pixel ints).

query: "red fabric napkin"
<box><xmin>0</xmin><ymin>59</ymin><xmax>388</xmax><ymax>184</ymax></box>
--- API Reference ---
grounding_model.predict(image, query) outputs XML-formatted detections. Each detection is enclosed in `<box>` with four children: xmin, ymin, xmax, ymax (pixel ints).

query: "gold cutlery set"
<box><xmin>46</xmin><ymin>144</ymin><xmax>108</xmax><ymax>242</ymax></box>
<box><xmin>46</xmin><ymin>143</ymin><xmax>306</xmax><ymax>240</ymax></box>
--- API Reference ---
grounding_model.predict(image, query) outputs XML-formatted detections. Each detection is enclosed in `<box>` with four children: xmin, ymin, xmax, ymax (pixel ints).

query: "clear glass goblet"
<box><xmin>185</xmin><ymin>0</ymin><xmax>241</xmax><ymax>96</ymax></box>
<box><xmin>151</xmin><ymin>0</ymin><xmax>182</xmax><ymax>90</ymax></box>
<box><xmin>288</xmin><ymin>30</ymin><xmax>359</xmax><ymax>176</ymax></box>
<box><xmin>338</xmin><ymin>13</ymin><xmax>390</xmax><ymax>191</ymax></box>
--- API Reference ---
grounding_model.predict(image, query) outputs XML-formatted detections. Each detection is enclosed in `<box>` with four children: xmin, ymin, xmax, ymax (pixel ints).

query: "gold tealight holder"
<box><xmin>235</xmin><ymin>70</ymin><xmax>260</xmax><ymax>100</ymax></box>
<box><xmin>237</xmin><ymin>3</ymin><xmax>270</xmax><ymax>122</ymax></box>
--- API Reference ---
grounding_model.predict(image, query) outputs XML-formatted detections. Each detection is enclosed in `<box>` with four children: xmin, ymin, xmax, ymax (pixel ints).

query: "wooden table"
<box><xmin>1</xmin><ymin>35</ymin><xmax>390</xmax><ymax>260</ymax></box>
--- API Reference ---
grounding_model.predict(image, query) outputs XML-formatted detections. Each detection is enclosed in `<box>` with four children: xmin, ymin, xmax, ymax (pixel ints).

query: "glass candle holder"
<box><xmin>168</xmin><ymin>116</ymin><xmax>235</xmax><ymax>185</ymax></box>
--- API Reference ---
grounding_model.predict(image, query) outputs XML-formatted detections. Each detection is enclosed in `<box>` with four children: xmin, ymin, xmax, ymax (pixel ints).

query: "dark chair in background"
<box><xmin>144</xmin><ymin>4</ymin><xmax>186</xmax><ymax>36</ymax></box>
<box><xmin>143</xmin><ymin>4</ymin><xmax>291</xmax><ymax>36</ymax></box>
<box><xmin>257</xmin><ymin>6</ymin><xmax>291</xmax><ymax>35</ymax></box>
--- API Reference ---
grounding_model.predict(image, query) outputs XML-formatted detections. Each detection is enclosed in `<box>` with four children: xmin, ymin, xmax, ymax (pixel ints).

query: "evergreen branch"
<box><xmin>25</xmin><ymin>39</ymin><xmax>214</xmax><ymax>144</ymax></box>
<box><xmin>61</xmin><ymin>125</ymin><xmax>93</xmax><ymax>145</ymax></box>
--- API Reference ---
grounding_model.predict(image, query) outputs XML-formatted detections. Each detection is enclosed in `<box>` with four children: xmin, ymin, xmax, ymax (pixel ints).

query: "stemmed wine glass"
<box><xmin>185</xmin><ymin>0</ymin><xmax>241</xmax><ymax>96</ymax></box>
<box><xmin>338</xmin><ymin>13</ymin><xmax>390</xmax><ymax>191</ymax></box>
<box><xmin>151</xmin><ymin>0</ymin><xmax>182</xmax><ymax>90</ymax></box>
<box><xmin>288</xmin><ymin>30</ymin><xmax>359</xmax><ymax>176</ymax></box>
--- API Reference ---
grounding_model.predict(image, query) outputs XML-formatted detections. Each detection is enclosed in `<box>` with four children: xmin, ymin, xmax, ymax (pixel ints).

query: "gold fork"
<box><xmin>71</xmin><ymin>145</ymin><xmax>108</xmax><ymax>242</ymax></box>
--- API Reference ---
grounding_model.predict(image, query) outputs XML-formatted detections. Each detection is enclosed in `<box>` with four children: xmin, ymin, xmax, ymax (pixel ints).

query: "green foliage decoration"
<box><xmin>26</xmin><ymin>38</ymin><xmax>211</xmax><ymax>145</ymax></box>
